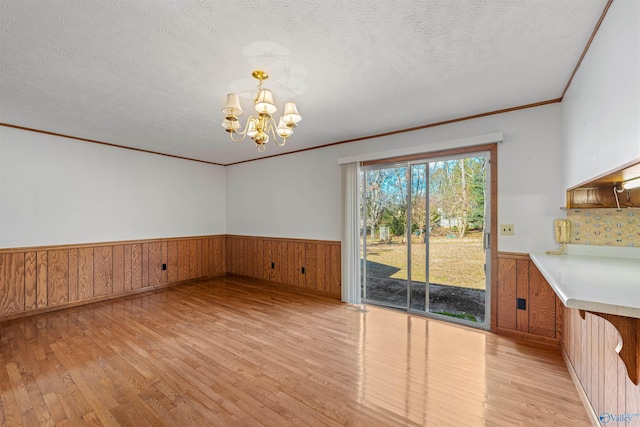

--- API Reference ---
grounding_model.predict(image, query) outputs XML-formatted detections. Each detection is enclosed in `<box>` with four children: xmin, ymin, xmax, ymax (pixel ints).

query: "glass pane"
<box><xmin>427</xmin><ymin>156</ymin><xmax>487</xmax><ymax>324</ymax></box>
<box><xmin>362</xmin><ymin>166</ymin><xmax>408</xmax><ymax>309</ymax></box>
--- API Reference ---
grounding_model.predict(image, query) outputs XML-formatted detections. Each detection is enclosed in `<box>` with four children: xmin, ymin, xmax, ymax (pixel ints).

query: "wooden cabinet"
<box><xmin>496</xmin><ymin>253</ymin><xmax>559</xmax><ymax>342</ymax></box>
<box><xmin>566</xmin><ymin>160</ymin><xmax>640</xmax><ymax>208</ymax></box>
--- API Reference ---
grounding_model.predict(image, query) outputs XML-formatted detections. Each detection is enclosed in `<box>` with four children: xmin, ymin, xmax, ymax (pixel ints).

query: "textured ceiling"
<box><xmin>0</xmin><ymin>0</ymin><xmax>608</xmax><ymax>165</ymax></box>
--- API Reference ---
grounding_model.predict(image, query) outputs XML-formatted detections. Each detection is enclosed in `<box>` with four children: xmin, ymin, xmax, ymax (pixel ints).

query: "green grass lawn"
<box><xmin>363</xmin><ymin>232</ymin><xmax>486</xmax><ymax>289</ymax></box>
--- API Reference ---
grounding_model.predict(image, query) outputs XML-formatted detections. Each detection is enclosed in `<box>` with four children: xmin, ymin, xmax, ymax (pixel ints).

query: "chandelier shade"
<box><xmin>282</xmin><ymin>102</ymin><xmax>302</xmax><ymax>125</ymax></box>
<box><xmin>255</xmin><ymin>90</ymin><xmax>277</xmax><ymax>115</ymax></box>
<box><xmin>221</xmin><ymin>70</ymin><xmax>301</xmax><ymax>152</ymax></box>
<box><xmin>222</xmin><ymin>94</ymin><xmax>243</xmax><ymax>118</ymax></box>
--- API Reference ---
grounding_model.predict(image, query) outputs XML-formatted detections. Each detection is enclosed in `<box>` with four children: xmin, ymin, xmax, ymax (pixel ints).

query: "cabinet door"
<box><xmin>496</xmin><ymin>256</ymin><xmax>557</xmax><ymax>339</ymax></box>
<box><xmin>497</xmin><ymin>257</ymin><xmax>517</xmax><ymax>330</ymax></box>
<box><xmin>528</xmin><ymin>263</ymin><xmax>557</xmax><ymax>338</ymax></box>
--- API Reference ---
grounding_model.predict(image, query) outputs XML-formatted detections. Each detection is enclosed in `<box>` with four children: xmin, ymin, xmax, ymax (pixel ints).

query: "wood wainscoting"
<box><xmin>496</xmin><ymin>252</ymin><xmax>561</xmax><ymax>345</ymax></box>
<box><xmin>1</xmin><ymin>235</ymin><xmax>341</xmax><ymax>322</ymax></box>
<box><xmin>0</xmin><ymin>236</ymin><xmax>226</xmax><ymax>321</ymax></box>
<box><xmin>225</xmin><ymin>235</ymin><xmax>341</xmax><ymax>297</ymax></box>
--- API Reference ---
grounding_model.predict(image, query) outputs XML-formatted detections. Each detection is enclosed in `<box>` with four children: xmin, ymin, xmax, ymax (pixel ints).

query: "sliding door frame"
<box><xmin>362</xmin><ymin>143</ymin><xmax>498</xmax><ymax>332</ymax></box>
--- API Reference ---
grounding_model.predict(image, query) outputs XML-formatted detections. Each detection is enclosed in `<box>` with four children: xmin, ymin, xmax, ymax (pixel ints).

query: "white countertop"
<box><xmin>530</xmin><ymin>245</ymin><xmax>640</xmax><ymax>319</ymax></box>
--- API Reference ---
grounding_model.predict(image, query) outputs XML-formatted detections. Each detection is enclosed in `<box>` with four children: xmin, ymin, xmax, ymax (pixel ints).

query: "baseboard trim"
<box><xmin>0</xmin><ymin>274</ymin><xmax>227</xmax><ymax>323</ymax></box>
<box><xmin>561</xmin><ymin>345</ymin><xmax>599</xmax><ymax>427</ymax></box>
<box><xmin>225</xmin><ymin>273</ymin><xmax>341</xmax><ymax>300</ymax></box>
<box><xmin>496</xmin><ymin>326</ymin><xmax>560</xmax><ymax>347</ymax></box>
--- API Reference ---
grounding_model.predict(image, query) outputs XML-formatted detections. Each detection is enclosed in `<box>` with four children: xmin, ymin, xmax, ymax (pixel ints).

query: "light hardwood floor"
<box><xmin>0</xmin><ymin>276</ymin><xmax>591</xmax><ymax>426</ymax></box>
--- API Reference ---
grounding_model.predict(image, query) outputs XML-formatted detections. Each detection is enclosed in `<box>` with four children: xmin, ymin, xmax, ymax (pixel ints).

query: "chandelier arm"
<box><xmin>228</xmin><ymin>116</ymin><xmax>260</xmax><ymax>143</ymax></box>
<box><xmin>229</xmin><ymin>130</ymin><xmax>247</xmax><ymax>143</ymax></box>
<box><xmin>266</xmin><ymin>117</ymin><xmax>288</xmax><ymax>147</ymax></box>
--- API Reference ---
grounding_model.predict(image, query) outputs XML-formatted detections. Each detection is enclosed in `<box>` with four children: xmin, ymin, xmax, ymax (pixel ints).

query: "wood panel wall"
<box><xmin>0</xmin><ymin>236</ymin><xmax>226</xmax><ymax>321</ymax></box>
<box><xmin>496</xmin><ymin>252</ymin><xmax>561</xmax><ymax>344</ymax></box>
<box><xmin>225</xmin><ymin>235</ymin><xmax>341</xmax><ymax>297</ymax></box>
<box><xmin>562</xmin><ymin>307</ymin><xmax>640</xmax><ymax>421</ymax></box>
<box><xmin>1</xmin><ymin>235</ymin><xmax>342</xmax><ymax>321</ymax></box>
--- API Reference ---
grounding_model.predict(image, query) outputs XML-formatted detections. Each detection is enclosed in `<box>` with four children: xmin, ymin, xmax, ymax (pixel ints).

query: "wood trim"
<box><xmin>4</xmin><ymin>99</ymin><xmax>561</xmax><ymax>168</ymax></box>
<box><xmin>497</xmin><ymin>251</ymin><xmax>530</xmax><ymax>260</ymax></box>
<box><xmin>0</xmin><ymin>123</ymin><xmax>225</xmax><ymax>166</ymax></box>
<box><xmin>561</xmin><ymin>0</ymin><xmax>614</xmax><ymax>99</ymax></box>
<box><xmin>562</xmin><ymin>346</ymin><xmax>600</xmax><ymax>427</ymax></box>
<box><xmin>496</xmin><ymin>327</ymin><xmax>561</xmax><ymax>348</ymax></box>
<box><xmin>225</xmin><ymin>99</ymin><xmax>560</xmax><ymax>166</ymax></box>
<box><xmin>225</xmin><ymin>273</ymin><xmax>340</xmax><ymax>300</ymax></box>
<box><xmin>488</xmin><ymin>145</ymin><xmax>498</xmax><ymax>333</ymax></box>
<box><xmin>0</xmin><ymin>234</ymin><xmax>227</xmax><ymax>254</ymax></box>
<box><xmin>224</xmin><ymin>234</ymin><xmax>340</xmax><ymax>246</ymax></box>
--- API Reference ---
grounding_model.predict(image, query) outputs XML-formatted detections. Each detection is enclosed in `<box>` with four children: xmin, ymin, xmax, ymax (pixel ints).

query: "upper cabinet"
<box><xmin>566</xmin><ymin>160</ymin><xmax>640</xmax><ymax>209</ymax></box>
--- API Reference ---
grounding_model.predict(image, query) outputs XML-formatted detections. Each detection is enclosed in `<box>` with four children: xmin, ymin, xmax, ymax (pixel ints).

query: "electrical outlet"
<box><xmin>500</xmin><ymin>224</ymin><xmax>515</xmax><ymax>235</ymax></box>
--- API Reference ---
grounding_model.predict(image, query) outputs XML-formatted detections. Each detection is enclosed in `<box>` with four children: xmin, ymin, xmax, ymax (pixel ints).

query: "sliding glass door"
<box><xmin>362</xmin><ymin>152</ymin><xmax>491</xmax><ymax>328</ymax></box>
<box><xmin>361</xmin><ymin>165</ymin><xmax>408</xmax><ymax>309</ymax></box>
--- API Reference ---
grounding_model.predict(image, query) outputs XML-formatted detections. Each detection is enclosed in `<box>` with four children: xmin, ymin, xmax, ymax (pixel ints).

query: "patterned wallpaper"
<box><xmin>567</xmin><ymin>208</ymin><xmax>640</xmax><ymax>247</ymax></box>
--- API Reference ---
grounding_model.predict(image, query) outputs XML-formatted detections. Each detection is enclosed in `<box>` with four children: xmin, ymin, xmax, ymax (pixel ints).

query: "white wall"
<box><xmin>562</xmin><ymin>0</ymin><xmax>640</xmax><ymax>188</ymax></box>
<box><xmin>227</xmin><ymin>103</ymin><xmax>565</xmax><ymax>253</ymax></box>
<box><xmin>0</xmin><ymin>126</ymin><xmax>226</xmax><ymax>248</ymax></box>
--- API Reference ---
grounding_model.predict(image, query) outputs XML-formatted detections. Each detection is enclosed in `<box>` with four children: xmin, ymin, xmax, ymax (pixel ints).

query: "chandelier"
<box><xmin>221</xmin><ymin>70</ymin><xmax>302</xmax><ymax>152</ymax></box>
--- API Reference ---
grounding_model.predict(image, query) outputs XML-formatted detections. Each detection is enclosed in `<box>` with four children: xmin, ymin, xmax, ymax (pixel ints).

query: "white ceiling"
<box><xmin>0</xmin><ymin>0</ymin><xmax>608</xmax><ymax>165</ymax></box>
